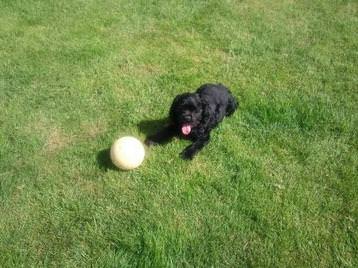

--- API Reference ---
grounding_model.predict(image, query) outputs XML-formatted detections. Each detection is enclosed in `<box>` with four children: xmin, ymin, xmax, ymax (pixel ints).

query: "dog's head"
<box><xmin>169</xmin><ymin>93</ymin><xmax>202</xmax><ymax>136</ymax></box>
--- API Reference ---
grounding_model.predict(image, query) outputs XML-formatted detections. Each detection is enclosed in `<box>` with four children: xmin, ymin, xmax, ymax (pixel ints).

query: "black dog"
<box><xmin>145</xmin><ymin>83</ymin><xmax>238</xmax><ymax>159</ymax></box>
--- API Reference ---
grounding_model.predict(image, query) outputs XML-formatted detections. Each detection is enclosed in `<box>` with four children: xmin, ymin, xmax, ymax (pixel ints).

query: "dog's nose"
<box><xmin>184</xmin><ymin>114</ymin><xmax>192</xmax><ymax>121</ymax></box>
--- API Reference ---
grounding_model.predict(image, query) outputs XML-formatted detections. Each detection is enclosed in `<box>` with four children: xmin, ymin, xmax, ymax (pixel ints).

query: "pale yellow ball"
<box><xmin>110</xmin><ymin>136</ymin><xmax>145</xmax><ymax>170</ymax></box>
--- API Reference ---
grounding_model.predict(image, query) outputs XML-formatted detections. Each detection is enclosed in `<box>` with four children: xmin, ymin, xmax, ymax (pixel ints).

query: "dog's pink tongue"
<box><xmin>181</xmin><ymin>124</ymin><xmax>192</xmax><ymax>135</ymax></box>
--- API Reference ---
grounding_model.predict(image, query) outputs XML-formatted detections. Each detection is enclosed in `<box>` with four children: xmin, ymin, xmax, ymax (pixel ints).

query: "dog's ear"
<box><xmin>193</xmin><ymin>92</ymin><xmax>201</xmax><ymax>104</ymax></box>
<box><xmin>200</xmin><ymin>97</ymin><xmax>216</xmax><ymax>129</ymax></box>
<box><xmin>169</xmin><ymin>93</ymin><xmax>189</xmax><ymax>119</ymax></box>
<box><xmin>169</xmin><ymin>94</ymin><xmax>181</xmax><ymax>120</ymax></box>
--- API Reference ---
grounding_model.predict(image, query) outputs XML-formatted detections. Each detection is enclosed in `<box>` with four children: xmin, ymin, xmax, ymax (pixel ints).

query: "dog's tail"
<box><xmin>226</xmin><ymin>93</ymin><xmax>238</xmax><ymax>116</ymax></box>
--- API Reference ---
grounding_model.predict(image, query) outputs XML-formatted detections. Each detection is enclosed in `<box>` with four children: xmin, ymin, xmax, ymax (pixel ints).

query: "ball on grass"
<box><xmin>110</xmin><ymin>136</ymin><xmax>145</xmax><ymax>170</ymax></box>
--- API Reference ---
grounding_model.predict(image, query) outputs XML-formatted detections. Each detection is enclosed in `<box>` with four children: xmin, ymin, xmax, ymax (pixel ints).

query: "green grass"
<box><xmin>0</xmin><ymin>0</ymin><xmax>357</xmax><ymax>266</ymax></box>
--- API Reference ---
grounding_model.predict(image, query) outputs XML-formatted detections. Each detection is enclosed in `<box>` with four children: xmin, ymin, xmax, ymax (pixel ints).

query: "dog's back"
<box><xmin>196</xmin><ymin>83</ymin><xmax>238</xmax><ymax>116</ymax></box>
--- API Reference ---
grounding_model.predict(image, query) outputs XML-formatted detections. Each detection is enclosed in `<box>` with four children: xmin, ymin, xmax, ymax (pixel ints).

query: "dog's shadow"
<box><xmin>96</xmin><ymin>148</ymin><xmax>118</xmax><ymax>171</ymax></box>
<box><xmin>137</xmin><ymin>118</ymin><xmax>168</xmax><ymax>137</ymax></box>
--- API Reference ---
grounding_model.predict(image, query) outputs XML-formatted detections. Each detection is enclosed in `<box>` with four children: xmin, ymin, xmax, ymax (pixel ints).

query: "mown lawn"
<box><xmin>0</xmin><ymin>0</ymin><xmax>357</xmax><ymax>266</ymax></box>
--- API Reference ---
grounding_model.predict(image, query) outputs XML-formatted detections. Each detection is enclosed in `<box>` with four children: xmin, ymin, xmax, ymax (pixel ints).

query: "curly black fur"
<box><xmin>145</xmin><ymin>83</ymin><xmax>238</xmax><ymax>159</ymax></box>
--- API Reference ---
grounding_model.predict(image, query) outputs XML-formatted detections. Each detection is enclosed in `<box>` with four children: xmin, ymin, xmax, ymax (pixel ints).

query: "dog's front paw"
<box><xmin>180</xmin><ymin>148</ymin><xmax>195</xmax><ymax>160</ymax></box>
